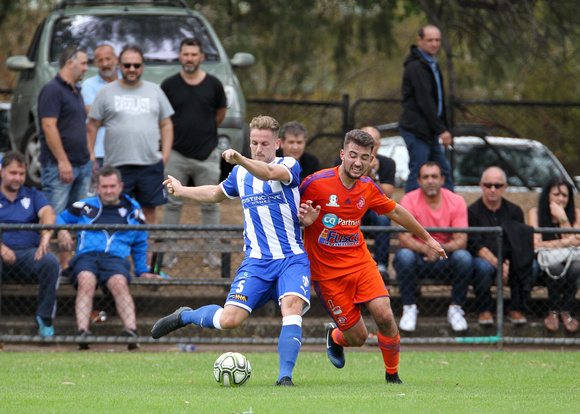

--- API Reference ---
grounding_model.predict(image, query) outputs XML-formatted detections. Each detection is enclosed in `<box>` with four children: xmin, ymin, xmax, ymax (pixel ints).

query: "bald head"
<box><xmin>361</xmin><ymin>126</ymin><xmax>381</xmax><ymax>155</ymax></box>
<box><xmin>480</xmin><ymin>166</ymin><xmax>507</xmax><ymax>184</ymax></box>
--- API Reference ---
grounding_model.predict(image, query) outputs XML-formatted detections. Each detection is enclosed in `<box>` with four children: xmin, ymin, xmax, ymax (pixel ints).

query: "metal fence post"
<box><xmin>495</xmin><ymin>227</ymin><xmax>504</xmax><ymax>350</ymax></box>
<box><xmin>341</xmin><ymin>94</ymin><xmax>350</xmax><ymax>133</ymax></box>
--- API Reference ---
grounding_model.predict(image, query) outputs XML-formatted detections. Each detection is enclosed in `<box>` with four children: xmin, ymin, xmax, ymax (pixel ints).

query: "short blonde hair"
<box><xmin>249</xmin><ymin>115</ymin><xmax>280</xmax><ymax>138</ymax></box>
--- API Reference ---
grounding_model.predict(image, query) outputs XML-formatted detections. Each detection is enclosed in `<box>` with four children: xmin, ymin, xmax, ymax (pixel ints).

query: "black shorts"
<box><xmin>118</xmin><ymin>160</ymin><xmax>167</xmax><ymax>208</ymax></box>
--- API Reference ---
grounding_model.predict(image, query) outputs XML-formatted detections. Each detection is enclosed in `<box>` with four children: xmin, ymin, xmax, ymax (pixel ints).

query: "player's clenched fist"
<box><xmin>163</xmin><ymin>175</ymin><xmax>183</xmax><ymax>197</ymax></box>
<box><xmin>222</xmin><ymin>149</ymin><xmax>244</xmax><ymax>165</ymax></box>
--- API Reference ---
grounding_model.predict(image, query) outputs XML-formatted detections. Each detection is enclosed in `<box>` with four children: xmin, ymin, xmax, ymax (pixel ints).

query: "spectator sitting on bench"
<box><xmin>468</xmin><ymin>166</ymin><xmax>531</xmax><ymax>326</ymax></box>
<box><xmin>0</xmin><ymin>151</ymin><xmax>59</xmax><ymax>337</ymax></box>
<box><xmin>394</xmin><ymin>161</ymin><xmax>472</xmax><ymax>332</ymax></box>
<box><xmin>56</xmin><ymin>165</ymin><xmax>161</xmax><ymax>349</ymax></box>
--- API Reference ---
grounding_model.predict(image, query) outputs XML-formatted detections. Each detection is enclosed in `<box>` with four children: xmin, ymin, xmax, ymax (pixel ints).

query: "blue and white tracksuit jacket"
<box><xmin>56</xmin><ymin>194</ymin><xmax>149</xmax><ymax>276</ymax></box>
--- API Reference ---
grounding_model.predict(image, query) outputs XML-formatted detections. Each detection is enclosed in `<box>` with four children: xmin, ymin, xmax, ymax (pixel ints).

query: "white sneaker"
<box><xmin>399</xmin><ymin>304</ymin><xmax>418</xmax><ymax>332</ymax></box>
<box><xmin>447</xmin><ymin>305</ymin><xmax>468</xmax><ymax>331</ymax></box>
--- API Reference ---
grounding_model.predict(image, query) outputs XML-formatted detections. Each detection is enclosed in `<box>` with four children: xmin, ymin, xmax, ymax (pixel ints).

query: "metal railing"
<box><xmin>1</xmin><ymin>224</ymin><xmax>578</xmax><ymax>348</ymax></box>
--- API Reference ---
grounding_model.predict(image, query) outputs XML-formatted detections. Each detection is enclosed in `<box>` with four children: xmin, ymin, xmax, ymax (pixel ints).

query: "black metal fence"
<box><xmin>1</xmin><ymin>224</ymin><xmax>578</xmax><ymax>347</ymax></box>
<box><xmin>247</xmin><ymin>97</ymin><xmax>580</xmax><ymax>176</ymax></box>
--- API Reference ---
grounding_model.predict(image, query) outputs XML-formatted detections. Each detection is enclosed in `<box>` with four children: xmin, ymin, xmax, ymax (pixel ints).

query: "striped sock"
<box><xmin>332</xmin><ymin>328</ymin><xmax>350</xmax><ymax>347</ymax></box>
<box><xmin>378</xmin><ymin>332</ymin><xmax>400</xmax><ymax>374</ymax></box>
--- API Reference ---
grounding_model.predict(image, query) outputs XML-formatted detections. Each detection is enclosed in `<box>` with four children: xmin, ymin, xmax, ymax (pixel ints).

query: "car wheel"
<box><xmin>20</xmin><ymin>124</ymin><xmax>42</xmax><ymax>189</ymax></box>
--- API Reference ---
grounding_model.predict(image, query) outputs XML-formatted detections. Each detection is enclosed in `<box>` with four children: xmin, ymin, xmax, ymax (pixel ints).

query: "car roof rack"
<box><xmin>54</xmin><ymin>0</ymin><xmax>188</xmax><ymax>9</ymax></box>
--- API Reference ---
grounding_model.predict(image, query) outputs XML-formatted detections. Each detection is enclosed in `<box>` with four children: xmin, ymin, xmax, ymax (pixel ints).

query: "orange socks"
<box><xmin>378</xmin><ymin>332</ymin><xmax>400</xmax><ymax>374</ymax></box>
<box><xmin>331</xmin><ymin>327</ymin><xmax>350</xmax><ymax>347</ymax></box>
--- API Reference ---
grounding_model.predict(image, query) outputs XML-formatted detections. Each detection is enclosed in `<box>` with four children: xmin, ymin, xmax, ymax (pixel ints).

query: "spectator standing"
<box><xmin>528</xmin><ymin>177</ymin><xmax>579</xmax><ymax>333</ymax></box>
<box><xmin>399</xmin><ymin>24</ymin><xmax>453</xmax><ymax>193</ymax></box>
<box><xmin>394</xmin><ymin>162</ymin><xmax>472</xmax><ymax>332</ymax></box>
<box><xmin>81</xmin><ymin>44</ymin><xmax>119</xmax><ymax>166</ymax></box>
<box><xmin>57</xmin><ymin>166</ymin><xmax>161</xmax><ymax>349</ymax></box>
<box><xmin>87</xmin><ymin>45</ymin><xmax>174</xmax><ymax>226</ymax></box>
<box><xmin>468</xmin><ymin>167</ymin><xmax>531</xmax><ymax>325</ymax></box>
<box><xmin>0</xmin><ymin>151</ymin><xmax>59</xmax><ymax>337</ymax></box>
<box><xmin>38</xmin><ymin>45</ymin><xmax>93</xmax><ymax>215</ymax></box>
<box><xmin>160</xmin><ymin>38</ymin><xmax>226</xmax><ymax>269</ymax></box>
<box><xmin>300</xmin><ymin>129</ymin><xmax>445</xmax><ymax>384</ymax></box>
<box><xmin>276</xmin><ymin>121</ymin><xmax>321</xmax><ymax>183</ymax></box>
<box><xmin>152</xmin><ymin>116</ymin><xmax>312</xmax><ymax>387</ymax></box>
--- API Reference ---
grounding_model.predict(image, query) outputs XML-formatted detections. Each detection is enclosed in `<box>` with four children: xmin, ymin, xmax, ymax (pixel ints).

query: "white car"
<box><xmin>377</xmin><ymin>135</ymin><xmax>576</xmax><ymax>191</ymax></box>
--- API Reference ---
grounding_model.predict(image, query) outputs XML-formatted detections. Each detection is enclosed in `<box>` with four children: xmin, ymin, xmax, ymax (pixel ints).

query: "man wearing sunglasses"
<box><xmin>87</xmin><ymin>45</ymin><xmax>174</xmax><ymax>228</ymax></box>
<box><xmin>468</xmin><ymin>166</ymin><xmax>530</xmax><ymax>325</ymax></box>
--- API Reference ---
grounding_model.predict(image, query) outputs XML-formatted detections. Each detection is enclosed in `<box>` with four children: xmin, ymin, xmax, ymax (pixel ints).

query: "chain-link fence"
<box><xmin>2</xmin><ymin>224</ymin><xmax>579</xmax><ymax>347</ymax></box>
<box><xmin>247</xmin><ymin>96</ymin><xmax>580</xmax><ymax>178</ymax></box>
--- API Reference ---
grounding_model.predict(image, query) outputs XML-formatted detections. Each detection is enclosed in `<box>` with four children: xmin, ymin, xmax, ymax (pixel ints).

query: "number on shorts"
<box><xmin>236</xmin><ymin>280</ymin><xmax>245</xmax><ymax>293</ymax></box>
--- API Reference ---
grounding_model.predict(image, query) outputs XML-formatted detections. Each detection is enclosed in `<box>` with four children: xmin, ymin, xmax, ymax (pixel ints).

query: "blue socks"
<box><xmin>181</xmin><ymin>305</ymin><xmax>223</xmax><ymax>329</ymax></box>
<box><xmin>278</xmin><ymin>315</ymin><xmax>303</xmax><ymax>381</ymax></box>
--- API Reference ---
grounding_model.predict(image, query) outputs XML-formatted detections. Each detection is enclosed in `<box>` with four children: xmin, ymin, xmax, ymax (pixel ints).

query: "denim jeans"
<box><xmin>400</xmin><ymin>128</ymin><xmax>454</xmax><ymax>193</ymax></box>
<box><xmin>472</xmin><ymin>257</ymin><xmax>495</xmax><ymax>313</ymax></box>
<box><xmin>2</xmin><ymin>248</ymin><xmax>60</xmax><ymax>318</ymax></box>
<box><xmin>394</xmin><ymin>248</ymin><xmax>472</xmax><ymax>306</ymax></box>
<box><xmin>41</xmin><ymin>160</ymin><xmax>93</xmax><ymax>215</ymax></box>
<box><xmin>362</xmin><ymin>210</ymin><xmax>391</xmax><ymax>265</ymax></box>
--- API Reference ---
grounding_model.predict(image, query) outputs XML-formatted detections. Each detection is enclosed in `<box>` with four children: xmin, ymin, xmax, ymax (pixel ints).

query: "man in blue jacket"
<box><xmin>57</xmin><ymin>165</ymin><xmax>160</xmax><ymax>349</ymax></box>
<box><xmin>399</xmin><ymin>24</ymin><xmax>454</xmax><ymax>193</ymax></box>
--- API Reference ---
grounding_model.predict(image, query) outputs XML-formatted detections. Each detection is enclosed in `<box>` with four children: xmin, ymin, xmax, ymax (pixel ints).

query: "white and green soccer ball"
<box><xmin>213</xmin><ymin>352</ymin><xmax>252</xmax><ymax>387</ymax></box>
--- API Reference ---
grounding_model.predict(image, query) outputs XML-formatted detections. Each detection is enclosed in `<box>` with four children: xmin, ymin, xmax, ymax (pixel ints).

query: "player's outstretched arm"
<box><xmin>163</xmin><ymin>175</ymin><xmax>227</xmax><ymax>203</ymax></box>
<box><xmin>387</xmin><ymin>204</ymin><xmax>447</xmax><ymax>259</ymax></box>
<box><xmin>298</xmin><ymin>200</ymin><xmax>321</xmax><ymax>226</ymax></box>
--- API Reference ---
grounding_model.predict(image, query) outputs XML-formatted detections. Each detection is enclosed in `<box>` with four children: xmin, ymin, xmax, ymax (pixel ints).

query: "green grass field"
<box><xmin>1</xmin><ymin>350</ymin><xmax>578</xmax><ymax>413</ymax></box>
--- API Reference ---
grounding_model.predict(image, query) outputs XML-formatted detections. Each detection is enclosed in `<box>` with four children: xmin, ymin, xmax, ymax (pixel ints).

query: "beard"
<box><xmin>100</xmin><ymin>66</ymin><xmax>116</xmax><ymax>80</ymax></box>
<box><xmin>182</xmin><ymin>63</ymin><xmax>200</xmax><ymax>73</ymax></box>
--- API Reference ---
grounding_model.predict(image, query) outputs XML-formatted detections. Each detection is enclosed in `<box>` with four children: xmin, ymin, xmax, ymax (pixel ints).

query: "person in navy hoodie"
<box><xmin>57</xmin><ymin>165</ymin><xmax>161</xmax><ymax>349</ymax></box>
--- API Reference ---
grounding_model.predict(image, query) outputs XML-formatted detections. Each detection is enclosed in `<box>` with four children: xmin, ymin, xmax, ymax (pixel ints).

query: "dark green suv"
<box><xmin>6</xmin><ymin>0</ymin><xmax>254</xmax><ymax>186</ymax></box>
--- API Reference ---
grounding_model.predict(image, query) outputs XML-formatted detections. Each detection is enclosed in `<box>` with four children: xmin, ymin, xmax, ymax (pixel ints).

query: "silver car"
<box><xmin>378</xmin><ymin>135</ymin><xmax>576</xmax><ymax>191</ymax></box>
<box><xmin>6</xmin><ymin>1</ymin><xmax>254</xmax><ymax>186</ymax></box>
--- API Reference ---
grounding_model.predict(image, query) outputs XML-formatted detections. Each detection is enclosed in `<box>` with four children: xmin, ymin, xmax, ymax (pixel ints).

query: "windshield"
<box><xmin>454</xmin><ymin>144</ymin><xmax>563</xmax><ymax>187</ymax></box>
<box><xmin>50</xmin><ymin>14</ymin><xmax>219</xmax><ymax>63</ymax></box>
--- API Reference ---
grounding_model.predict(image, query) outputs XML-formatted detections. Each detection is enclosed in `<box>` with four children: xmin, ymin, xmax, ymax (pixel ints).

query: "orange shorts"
<box><xmin>312</xmin><ymin>264</ymin><xmax>390</xmax><ymax>330</ymax></box>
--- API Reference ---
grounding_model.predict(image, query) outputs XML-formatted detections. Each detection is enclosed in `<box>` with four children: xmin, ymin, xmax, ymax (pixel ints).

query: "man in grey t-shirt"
<box><xmin>87</xmin><ymin>45</ymin><xmax>174</xmax><ymax>226</ymax></box>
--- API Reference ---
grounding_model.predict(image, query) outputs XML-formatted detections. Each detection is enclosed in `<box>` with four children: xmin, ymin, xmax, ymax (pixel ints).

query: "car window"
<box><xmin>50</xmin><ymin>14</ymin><xmax>219</xmax><ymax>63</ymax></box>
<box><xmin>454</xmin><ymin>144</ymin><xmax>561</xmax><ymax>187</ymax></box>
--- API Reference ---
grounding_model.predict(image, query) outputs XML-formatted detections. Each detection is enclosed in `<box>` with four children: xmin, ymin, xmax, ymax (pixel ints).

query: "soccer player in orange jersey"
<box><xmin>299</xmin><ymin>129</ymin><xmax>445</xmax><ymax>384</ymax></box>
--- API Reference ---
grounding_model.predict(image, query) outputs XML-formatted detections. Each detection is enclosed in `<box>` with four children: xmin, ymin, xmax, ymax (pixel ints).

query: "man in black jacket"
<box><xmin>468</xmin><ymin>166</ymin><xmax>532</xmax><ymax>325</ymax></box>
<box><xmin>399</xmin><ymin>24</ymin><xmax>453</xmax><ymax>193</ymax></box>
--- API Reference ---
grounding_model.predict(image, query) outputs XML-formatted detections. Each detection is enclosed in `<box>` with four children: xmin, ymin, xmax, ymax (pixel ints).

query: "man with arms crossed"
<box><xmin>152</xmin><ymin>116</ymin><xmax>313</xmax><ymax>387</ymax></box>
<box><xmin>300</xmin><ymin>129</ymin><xmax>445</xmax><ymax>384</ymax></box>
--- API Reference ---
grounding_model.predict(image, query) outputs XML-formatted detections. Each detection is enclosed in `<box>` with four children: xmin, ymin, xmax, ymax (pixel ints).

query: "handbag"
<box><xmin>535</xmin><ymin>247</ymin><xmax>580</xmax><ymax>279</ymax></box>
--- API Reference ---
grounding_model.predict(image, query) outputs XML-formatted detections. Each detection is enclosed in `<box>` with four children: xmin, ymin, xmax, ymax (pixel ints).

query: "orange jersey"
<box><xmin>300</xmin><ymin>167</ymin><xmax>396</xmax><ymax>281</ymax></box>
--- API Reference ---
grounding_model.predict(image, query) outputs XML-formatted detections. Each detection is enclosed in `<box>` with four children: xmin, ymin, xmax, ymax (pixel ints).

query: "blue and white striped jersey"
<box><xmin>220</xmin><ymin>156</ymin><xmax>305</xmax><ymax>260</ymax></box>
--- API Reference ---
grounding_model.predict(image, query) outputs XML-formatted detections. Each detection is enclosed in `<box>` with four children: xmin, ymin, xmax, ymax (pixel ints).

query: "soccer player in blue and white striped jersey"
<box><xmin>151</xmin><ymin>116</ymin><xmax>320</xmax><ymax>387</ymax></box>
